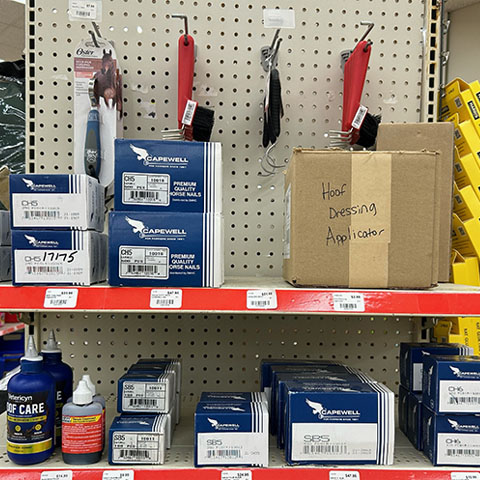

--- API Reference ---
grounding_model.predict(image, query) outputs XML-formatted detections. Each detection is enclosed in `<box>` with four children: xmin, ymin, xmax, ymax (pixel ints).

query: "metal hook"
<box><xmin>358</xmin><ymin>21</ymin><xmax>374</xmax><ymax>45</ymax></box>
<box><xmin>269</xmin><ymin>37</ymin><xmax>282</xmax><ymax>68</ymax></box>
<box><xmin>260</xmin><ymin>29</ymin><xmax>282</xmax><ymax>73</ymax></box>
<box><xmin>172</xmin><ymin>14</ymin><xmax>189</xmax><ymax>45</ymax></box>
<box><xmin>88</xmin><ymin>30</ymin><xmax>99</xmax><ymax>48</ymax></box>
<box><xmin>92</xmin><ymin>21</ymin><xmax>102</xmax><ymax>38</ymax></box>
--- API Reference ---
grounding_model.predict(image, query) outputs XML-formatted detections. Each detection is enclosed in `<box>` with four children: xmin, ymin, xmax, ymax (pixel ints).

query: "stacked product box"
<box><xmin>109</xmin><ymin>139</ymin><xmax>223</xmax><ymax>287</ymax></box>
<box><xmin>0</xmin><ymin>210</ymin><xmax>11</xmax><ymax>281</ymax></box>
<box><xmin>194</xmin><ymin>393</ymin><xmax>269</xmax><ymax>467</ymax></box>
<box><xmin>9</xmin><ymin>174</ymin><xmax>107</xmax><ymax>285</ymax></box>
<box><xmin>398</xmin><ymin>343</ymin><xmax>473</xmax><ymax>453</ymax></box>
<box><xmin>109</xmin><ymin>358</ymin><xmax>181</xmax><ymax>465</ymax></box>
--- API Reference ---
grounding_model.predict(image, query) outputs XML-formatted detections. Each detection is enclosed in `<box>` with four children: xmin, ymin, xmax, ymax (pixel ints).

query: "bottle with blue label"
<box><xmin>41</xmin><ymin>330</ymin><xmax>73</xmax><ymax>445</ymax></box>
<box><xmin>6</xmin><ymin>336</ymin><xmax>55</xmax><ymax>465</ymax></box>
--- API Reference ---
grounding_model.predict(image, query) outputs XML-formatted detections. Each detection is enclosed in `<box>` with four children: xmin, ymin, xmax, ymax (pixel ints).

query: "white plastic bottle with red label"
<box><xmin>82</xmin><ymin>374</ymin><xmax>106</xmax><ymax>451</ymax></box>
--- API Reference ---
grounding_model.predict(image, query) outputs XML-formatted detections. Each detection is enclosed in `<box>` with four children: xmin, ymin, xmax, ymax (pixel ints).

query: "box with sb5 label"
<box><xmin>400</xmin><ymin>343</ymin><xmax>472</xmax><ymax>392</ymax></box>
<box><xmin>284</xmin><ymin>381</ymin><xmax>394</xmax><ymax>465</ymax></box>
<box><xmin>115</xmin><ymin>139</ymin><xmax>222</xmax><ymax>213</ymax></box>
<box><xmin>423</xmin><ymin>406</ymin><xmax>480</xmax><ymax>466</ymax></box>
<box><xmin>9</xmin><ymin>174</ymin><xmax>104</xmax><ymax>231</ymax></box>
<box><xmin>194</xmin><ymin>401</ymin><xmax>269</xmax><ymax>467</ymax></box>
<box><xmin>200</xmin><ymin>392</ymin><xmax>268</xmax><ymax>405</ymax></box>
<box><xmin>423</xmin><ymin>355</ymin><xmax>480</xmax><ymax>414</ymax></box>
<box><xmin>12</xmin><ymin>230</ymin><xmax>107</xmax><ymax>285</ymax></box>
<box><xmin>109</xmin><ymin>414</ymin><xmax>168</xmax><ymax>465</ymax></box>
<box><xmin>117</xmin><ymin>371</ymin><xmax>175</xmax><ymax>414</ymax></box>
<box><xmin>108</xmin><ymin>211</ymin><xmax>223</xmax><ymax>287</ymax></box>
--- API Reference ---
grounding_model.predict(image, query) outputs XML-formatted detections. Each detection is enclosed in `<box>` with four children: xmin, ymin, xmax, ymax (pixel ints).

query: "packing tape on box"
<box><xmin>349</xmin><ymin>153</ymin><xmax>392</xmax><ymax>288</ymax></box>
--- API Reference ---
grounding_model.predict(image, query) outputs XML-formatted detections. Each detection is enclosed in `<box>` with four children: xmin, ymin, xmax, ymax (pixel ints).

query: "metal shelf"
<box><xmin>0</xmin><ymin>279</ymin><xmax>479</xmax><ymax>316</ymax></box>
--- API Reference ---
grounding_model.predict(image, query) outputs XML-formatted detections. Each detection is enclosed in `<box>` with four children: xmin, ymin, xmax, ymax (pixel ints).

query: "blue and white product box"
<box><xmin>285</xmin><ymin>381</ymin><xmax>394</xmax><ymax>465</ymax></box>
<box><xmin>398</xmin><ymin>385</ymin><xmax>409</xmax><ymax>435</ymax></box>
<box><xmin>9</xmin><ymin>174</ymin><xmax>104</xmax><ymax>231</ymax></box>
<box><xmin>135</xmin><ymin>358</ymin><xmax>182</xmax><ymax>393</ymax></box>
<box><xmin>407</xmin><ymin>391</ymin><xmax>423</xmax><ymax>450</ymax></box>
<box><xmin>115</xmin><ymin>139</ymin><xmax>222</xmax><ymax>213</ymax></box>
<box><xmin>12</xmin><ymin>230</ymin><xmax>107</xmax><ymax>285</ymax></box>
<box><xmin>423</xmin><ymin>355</ymin><xmax>480</xmax><ymax>414</ymax></box>
<box><xmin>0</xmin><ymin>211</ymin><xmax>11</xmax><ymax>245</ymax></box>
<box><xmin>194</xmin><ymin>402</ymin><xmax>269</xmax><ymax>467</ymax></box>
<box><xmin>400</xmin><ymin>343</ymin><xmax>472</xmax><ymax>392</ymax></box>
<box><xmin>109</xmin><ymin>414</ymin><xmax>167</xmax><ymax>465</ymax></box>
<box><xmin>0</xmin><ymin>246</ymin><xmax>11</xmax><ymax>281</ymax></box>
<box><xmin>129</xmin><ymin>364</ymin><xmax>178</xmax><ymax>398</ymax></box>
<box><xmin>117</xmin><ymin>370</ymin><xmax>175</xmax><ymax>414</ymax></box>
<box><xmin>109</xmin><ymin>211</ymin><xmax>223</xmax><ymax>287</ymax></box>
<box><xmin>200</xmin><ymin>392</ymin><xmax>268</xmax><ymax>405</ymax></box>
<box><xmin>423</xmin><ymin>406</ymin><xmax>480</xmax><ymax>466</ymax></box>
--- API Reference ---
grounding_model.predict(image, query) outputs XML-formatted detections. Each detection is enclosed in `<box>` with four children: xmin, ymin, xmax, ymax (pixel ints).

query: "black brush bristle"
<box><xmin>356</xmin><ymin>113</ymin><xmax>381</xmax><ymax>148</ymax></box>
<box><xmin>192</xmin><ymin>106</ymin><xmax>215</xmax><ymax>142</ymax></box>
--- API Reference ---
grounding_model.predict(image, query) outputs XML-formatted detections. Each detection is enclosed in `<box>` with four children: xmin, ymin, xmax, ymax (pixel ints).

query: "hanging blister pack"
<box><xmin>73</xmin><ymin>32</ymin><xmax>123</xmax><ymax>191</ymax></box>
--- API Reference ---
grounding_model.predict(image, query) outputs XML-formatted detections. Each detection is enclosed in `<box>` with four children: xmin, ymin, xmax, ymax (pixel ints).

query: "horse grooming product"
<box><xmin>41</xmin><ymin>330</ymin><xmax>73</xmax><ymax>444</ymax></box>
<box><xmin>84</xmin><ymin>77</ymin><xmax>102</xmax><ymax>179</ymax></box>
<box><xmin>6</xmin><ymin>336</ymin><xmax>55</xmax><ymax>465</ymax></box>
<box><xmin>62</xmin><ymin>380</ymin><xmax>103</xmax><ymax>465</ymax></box>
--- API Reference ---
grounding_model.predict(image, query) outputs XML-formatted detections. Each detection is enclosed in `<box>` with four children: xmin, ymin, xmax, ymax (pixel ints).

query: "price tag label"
<box><xmin>451</xmin><ymin>474</ymin><xmax>480</xmax><ymax>480</ymax></box>
<box><xmin>103</xmin><ymin>471</ymin><xmax>134</xmax><ymax>480</ymax></box>
<box><xmin>44</xmin><ymin>289</ymin><xmax>78</xmax><ymax>309</ymax></box>
<box><xmin>332</xmin><ymin>292</ymin><xmax>365</xmax><ymax>312</ymax></box>
<box><xmin>263</xmin><ymin>9</ymin><xmax>296</xmax><ymax>28</ymax></box>
<box><xmin>246</xmin><ymin>289</ymin><xmax>277</xmax><ymax>310</ymax></box>
<box><xmin>41</xmin><ymin>472</ymin><xmax>73</xmax><ymax>480</ymax></box>
<box><xmin>221</xmin><ymin>471</ymin><xmax>252</xmax><ymax>480</ymax></box>
<box><xmin>69</xmin><ymin>0</ymin><xmax>98</xmax><ymax>20</ymax></box>
<box><xmin>150</xmin><ymin>289</ymin><xmax>182</xmax><ymax>309</ymax></box>
<box><xmin>182</xmin><ymin>100</ymin><xmax>198</xmax><ymax>126</ymax></box>
<box><xmin>329</xmin><ymin>471</ymin><xmax>360</xmax><ymax>480</ymax></box>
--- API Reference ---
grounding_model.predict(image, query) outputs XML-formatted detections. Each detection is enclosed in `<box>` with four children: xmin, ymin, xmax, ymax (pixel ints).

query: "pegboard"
<box><xmin>34</xmin><ymin>312</ymin><xmax>421</xmax><ymax>408</ymax></box>
<box><xmin>27</xmin><ymin>0</ymin><xmax>430</xmax><ymax>277</ymax></box>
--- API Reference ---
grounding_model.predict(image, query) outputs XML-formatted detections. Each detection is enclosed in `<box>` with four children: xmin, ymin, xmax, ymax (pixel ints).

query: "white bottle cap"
<box><xmin>21</xmin><ymin>336</ymin><xmax>43</xmax><ymax>362</ymax></box>
<box><xmin>73</xmin><ymin>380</ymin><xmax>93</xmax><ymax>405</ymax></box>
<box><xmin>82</xmin><ymin>374</ymin><xmax>96</xmax><ymax>395</ymax></box>
<box><xmin>41</xmin><ymin>330</ymin><xmax>61</xmax><ymax>354</ymax></box>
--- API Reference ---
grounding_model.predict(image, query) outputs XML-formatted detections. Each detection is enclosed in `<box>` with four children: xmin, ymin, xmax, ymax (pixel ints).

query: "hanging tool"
<box><xmin>329</xmin><ymin>21</ymin><xmax>380</xmax><ymax>148</ymax></box>
<box><xmin>84</xmin><ymin>77</ymin><xmax>101</xmax><ymax>179</ymax></box>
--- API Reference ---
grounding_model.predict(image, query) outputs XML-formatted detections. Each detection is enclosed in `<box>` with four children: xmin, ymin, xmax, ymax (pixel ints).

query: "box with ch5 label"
<box><xmin>12</xmin><ymin>230</ymin><xmax>106</xmax><ymax>285</ymax></box>
<box><xmin>109</xmin><ymin>414</ymin><xmax>168</xmax><ymax>465</ymax></box>
<box><xmin>9</xmin><ymin>174</ymin><xmax>104</xmax><ymax>231</ymax></box>
<box><xmin>115</xmin><ymin>139</ymin><xmax>222</xmax><ymax>213</ymax></box>
<box><xmin>108</xmin><ymin>211</ymin><xmax>223</xmax><ymax>287</ymax></box>
<box><xmin>423</xmin><ymin>405</ymin><xmax>480</xmax><ymax>466</ymax></box>
<box><xmin>284</xmin><ymin>381</ymin><xmax>394</xmax><ymax>465</ymax></box>
<box><xmin>399</xmin><ymin>343</ymin><xmax>472</xmax><ymax>392</ymax></box>
<box><xmin>194</xmin><ymin>401</ymin><xmax>269</xmax><ymax>467</ymax></box>
<box><xmin>117</xmin><ymin>371</ymin><xmax>175</xmax><ymax>414</ymax></box>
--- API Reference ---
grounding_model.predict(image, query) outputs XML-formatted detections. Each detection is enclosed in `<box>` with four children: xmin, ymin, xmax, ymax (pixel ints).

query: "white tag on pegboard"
<box><xmin>69</xmin><ymin>0</ymin><xmax>102</xmax><ymax>21</ymax></box>
<box><xmin>263</xmin><ymin>9</ymin><xmax>296</xmax><ymax>28</ymax></box>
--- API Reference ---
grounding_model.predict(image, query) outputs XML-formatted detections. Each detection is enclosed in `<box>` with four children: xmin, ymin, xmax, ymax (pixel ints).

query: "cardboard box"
<box><xmin>0</xmin><ymin>246</ymin><xmax>11</xmax><ymax>281</ymax></box>
<box><xmin>0</xmin><ymin>211</ymin><xmax>10</xmax><ymax>246</ymax></box>
<box><xmin>448</xmin><ymin>113</ymin><xmax>480</xmax><ymax>162</ymax></box>
<box><xmin>283</xmin><ymin>149</ymin><xmax>438</xmax><ymax>288</ymax></box>
<box><xmin>376</xmin><ymin>123</ymin><xmax>454</xmax><ymax>282</ymax></box>
<box><xmin>451</xmin><ymin>250</ymin><xmax>480</xmax><ymax>286</ymax></box>
<box><xmin>114</xmin><ymin>139</ymin><xmax>222</xmax><ymax>214</ymax></box>
<box><xmin>9</xmin><ymin>174</ymin><xmax>104</xmax><ymax>231</ymax></box>
<box><xmin>12</xmin><ymin>230</ymin><xmax>107</xmax><ymax>285</ymax></box>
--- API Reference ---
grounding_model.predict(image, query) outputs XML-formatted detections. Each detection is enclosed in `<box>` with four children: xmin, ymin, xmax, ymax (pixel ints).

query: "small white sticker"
<box><xmin>351</xmin><ymin>105</ymin><xmax>368</xmax><ymax>130</ymax></box>
<box><xmin>41</xmin><ymin>472</ymin><xmax>73</xmax><ymax>480</ymax></box>
<box><xmin>44</xmin><ymin>289</ymin><xmax>79</xmax><ymax>309</ymax></box>
<box><xmin>451</xmin><ymin>473</ymin><xmax>480</xmax><ymax>480</ymax></box>
<box><xmin>221</xmin><ymin>471</ymin><xmax>252</xmax><ymax>480</ymax></box>
<box><xmin>182</xmin><ymin>100</ymin><xmax>198</xmax><ymax>126</ymax></box>
<box><xmin>263</xmin><ymin>9</ymin><xmax>296</xmax><ymax>28</ymax></box>
<box><xmin>150</xmin><ymin>289</ymin><xmax>182</xmax><ymax>309</ymax></box>
<box><xmin>69</xmin><ymin>0</ymin><xmax>99</xmax><ymax>20</ymax></box>
<box><xmin>330</xmin><ymin>472</ymin><xmax>360</xmax><ymax>480</ymax></box>
<box><xmin>332</xmin><ymin>293</ymin><xmax>365</xmax><ymax>312</ymax></box>
<box><xmin>103</xmin><ymin>471</ymin><xmax>134</xmax><ymax>480</ymax></box>
<box><xmin>246</xmin><ymin>289</ymin><xmax>278</xmax><ymax>310</ymax></box>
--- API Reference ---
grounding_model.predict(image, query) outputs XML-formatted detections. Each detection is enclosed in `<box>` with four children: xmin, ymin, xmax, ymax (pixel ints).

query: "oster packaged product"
<box><xmin>423</xmin><ymin>355</ymin><xmax>480</xmax><ymax>414</ymax></box>
<box><xmin>115</xmin><ymin>139</ymin><xmax>222</xmax><ymax>213</ymax></box>
<box><xmin>194</xmin><ymin>401</ymin><xmax>269</xmax><ymax>467</ymax></box>
<box><xmin>399</xmin><ymin>342</ymin><xmax>472</xmax><ymax>392</ymax></box>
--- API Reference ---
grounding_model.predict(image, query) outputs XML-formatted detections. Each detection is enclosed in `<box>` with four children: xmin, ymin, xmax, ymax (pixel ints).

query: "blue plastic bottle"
<box><xmin>6</xmin><ymin>336</ymin><xmax>55</xmax><ymax>465</ymax></box>
<box><xmin>41</xmin><ymin>330</ymin><xmax>73</xmax><ymax>445</ymax></box>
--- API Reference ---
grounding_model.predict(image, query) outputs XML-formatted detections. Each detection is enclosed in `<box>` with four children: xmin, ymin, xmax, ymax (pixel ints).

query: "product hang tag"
<box><xmin>221</xmin><ymin>471</ymin><xmax>252</xmax><ymax>480</ymax></box>
<box><xmin>246</xmin><ymin>289</ymin><xmax>278</xmax><ymax>310</ymax></box>
<box><xmin>150</xmin><ymin>289</ymin><xmax>183</xmax><ymax>309</ymax></box>
<box><xmin>182</xmin><ymin>100</ymin><xmax>198</xmax><ymax>126</ymax></box>
<box><xmin>330</xmin><ymin>472</ymin><xmax>360</xmax><ymax>480</ymax></box>
<box><xmin>69</xmin><ymin>0</ymin><xmax>102</xmax><ymax>21</ymax></box>
<box><xmin>44</xmin><ymin>289</ymin><xmax>79</xmax><ymax>309</ymax></box>
<box><xmin>103</xmin><ymin>471</ymin><xmax>134</xmax><ymax>480</ymax></box>
<box><xmin>332</xmin><ymin>292</ymin><xmax>365</xmax><ymax>312</ymax></box>
<box><xmin>351</xmin><ymin>105</ymin><xmax>368</xmax><ymax>130</ymax></box>
<box><xmin>263</xmin><ymin>9</ymin><xmax>296</xmax><ymax>28</ymax></box>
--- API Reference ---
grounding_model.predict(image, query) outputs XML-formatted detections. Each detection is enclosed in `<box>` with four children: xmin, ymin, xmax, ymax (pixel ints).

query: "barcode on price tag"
<box><xmin>351</xmin><ymin>105</ymin><xmax>368</xmax><ymax>130</ymax></box>
<box><xmin>332</xmin><ymin>293</ymin><xmax>365</xmax><ymax>312</ymax></box>
<box><xmin>329</xmin><ymin>471</ymin><xmax>360</xmax><ymax>480</ymax></box>
<box><xmin>246</xmin><ymin>289</ymin><xmax>277</xmax><ymax>310</ymax></box>
<box><xmin>44</xmin><ymin>289</ymin><xmax>78</xmax><ymax>309</ymax></box>
<box><xmin>103</xmin><ymin>471</ymin><xmax>134</xmax><ymax>480</ymax></box>
<box><xmin>69</xmin><ymin>0</ymin><xmax>100</xmax><ymax>20</ymax></box>
<box><xmin>41</xmin><ymin>472</ymin><xmax>73</xmax><ymax>480</ymax></box>
<box><xmin>150</xmin><ymin>289</ymin><xmax>182</xmax><ymax>309</ymax></box>
<box><xmin>182</xmin><ymin>100</ymin><xmax>198</xmax><ymax>126</ymax></box>
<box><xmin>221</xmin><ymin>471</ymin><xmax>252</xmax><ymax>480</ymax></box>
<box><xmin>451</xmin><ymin>473</ymin><xmax>480</xmax><ymax>480</ymax></box>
